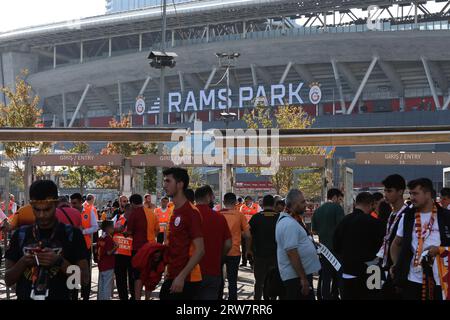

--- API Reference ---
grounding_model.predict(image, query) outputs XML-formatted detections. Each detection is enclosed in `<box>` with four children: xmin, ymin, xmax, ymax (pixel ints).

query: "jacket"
<box><xmin>131</xmin><ymin>242</ymin><xmax>167</xmax><ymax>292</ymax></box>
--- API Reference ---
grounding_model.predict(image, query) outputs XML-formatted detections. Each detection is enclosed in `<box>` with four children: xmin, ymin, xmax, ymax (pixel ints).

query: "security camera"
<box><xmin>148</xmin><ymin>51</ymin><xmax>178</xmax><ymax>69</ymax></box>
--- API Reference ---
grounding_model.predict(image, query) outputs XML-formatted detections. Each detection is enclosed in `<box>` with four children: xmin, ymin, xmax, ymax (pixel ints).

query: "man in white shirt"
<box><xmin>390</xmin><ymin>178</ymin><xmax>450</xmax><ymax>300</ymax></box>
<box><xmin>276</xmin><ymin>189</ymin><xmax>321</xmax><ymax>300</ymax></box>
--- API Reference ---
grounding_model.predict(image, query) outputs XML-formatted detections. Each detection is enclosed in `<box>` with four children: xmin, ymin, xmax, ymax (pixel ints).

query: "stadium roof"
<box><xmin>0</xmin><ymin>0</ymin><xmax>423</xmax><ymax>49</ymax></box>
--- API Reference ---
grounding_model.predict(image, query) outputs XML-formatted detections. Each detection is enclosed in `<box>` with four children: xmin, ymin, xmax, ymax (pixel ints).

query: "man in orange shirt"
<box><xmin>81</xmin><ymin>194</ymin><xmax>99</xmax><ymax>301</ymax></box>
<box><xmin>220</xmin><ymin>192</ymin><xmax>252</xmax><ymax>300</ymax></box>
<box><xmin>239</xmin><ymin>196</ymin><xmax>260</xmax><ymax>267</ymax></box>
<box><xmin>154</xmin><ymin>196</ymin><xmax>172</xmax><ymax>244</ymax></box>
<box><xmin>143</xmin><ymin>203</ymin><xmax>159</xmax><ymax>244</ymax></box>
<box><xmin>144</xmin><ymin>194</ymin><xmax>157</xmax><ymax>210</ymax></box>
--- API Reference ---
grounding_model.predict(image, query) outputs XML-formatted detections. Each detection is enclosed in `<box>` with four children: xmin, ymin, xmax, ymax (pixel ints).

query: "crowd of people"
<box><xmin>0</xmin><ymin>168</ymin><xmax>449</xmax><ymax>301</ymax></box>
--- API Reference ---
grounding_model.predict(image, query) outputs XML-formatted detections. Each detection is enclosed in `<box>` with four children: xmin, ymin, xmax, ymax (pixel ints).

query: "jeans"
<box><xmin>114</xmin><ymin>254</ymin><xmax>135</xmax><ymax>300</ymax></box>
<box><xmin>197</xmin><ymin>275</ymin><xmax>222</xmax><ymax>300</ymax></box>
<box><xmin>253</xmin><ymin>255</ymin><xmax>277</xmax><ymax>300</ymax></box>
<box><xmin>282</xmin><ymin>274</ymin><xmax>315</xmax><ymax>300</ymax></box>
<box><xmin>98</xmin><ymin>269</ymin><xmax>114</xmax><ymax>300</ymax></box>
<box><xmin>241</xmin><ymin>237</ymin><xmax>247</xmax><ymax>265</ymax></box>
<box><xmin>220</xmin><ymin>256</ymin><xmax>241</xmax><ymax>300</ymax></box>
<box><xmin>81</xmin><ymin>248</ymin><xmax>92</xmax><ymax>301</ymax></box>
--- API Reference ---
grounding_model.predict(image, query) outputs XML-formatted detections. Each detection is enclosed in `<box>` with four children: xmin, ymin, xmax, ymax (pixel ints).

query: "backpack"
<box><xmin>17</xmin><ymin>224</ymin><xmax>74</xmax><ymax>250</ymax></box>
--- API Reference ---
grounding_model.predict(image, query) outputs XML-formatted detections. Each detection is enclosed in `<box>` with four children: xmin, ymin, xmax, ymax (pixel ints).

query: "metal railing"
<box><xmin>37</xmin><ymin>19</ymin><xmax>450</xmax><ymax>72</ymax></box>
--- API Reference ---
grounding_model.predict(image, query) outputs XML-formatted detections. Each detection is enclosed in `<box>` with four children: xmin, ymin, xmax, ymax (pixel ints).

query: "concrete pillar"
<box><xmin>62</xmin><ymin>92</ymin><xmax>67</xmax><ymax>127</ymax></box>
<box><xmin>83</xmin><ymin>111</ymin><xmax>89</xmax><ymax>127</ymax></box>
<box><xmin>1</xmin><ymin>51</ymin><xmax>39</xmax><ymax>99</ymax></box>
<box><xmin>24</xmin><ymin>156</ymin><xmax>33</xmax><ymax>203</ymax></box>
<box><xmin>132</xmin><ymin>167</ymin><xmax>145</xmax><ymax>195</ymax></box>
<box><xmin>0</xmin><ymin>167</ymin><xmax>10</xmax><ymax>215</ymax></box>
<box><xmin>221</xmin><ymin>149</ymin><xmax>233</xmax><ymax>202</ymax></box>
<box><xmin>399</xmin><ymin>96</ymin><xmax>405</xmax><ymax>112</ymax></box>
<box><xmin>121</xmin><ymin>158</ymin><xmax>132</xmax><ymax>197</ymax></box>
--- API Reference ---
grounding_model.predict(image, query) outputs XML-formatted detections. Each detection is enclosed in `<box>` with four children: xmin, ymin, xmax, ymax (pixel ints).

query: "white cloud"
<box><xmin>0</xmin><ymin>0</ymin><xmax>106</xmax><ymax>33</ymax></box>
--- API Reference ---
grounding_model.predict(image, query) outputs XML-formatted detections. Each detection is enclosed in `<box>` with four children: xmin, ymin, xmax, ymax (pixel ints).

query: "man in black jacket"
<box><xmin>376</xmin><ymin>174</ymin><xmax>411</xmax><ymax>299</ymax></box>
<box><xmin>333</xmin><ymin>192</ymin><xmax>385</xmax><ymax>300</ymax></box>
<box><xmin>247</xmin><ymin>195</ymin><xmax>279</xmax><ymax>300</ymax></box>
<box><xmin>390</xmin><ymin>178</ymin><xmax>450</xmax><ymax>300</ymax></box>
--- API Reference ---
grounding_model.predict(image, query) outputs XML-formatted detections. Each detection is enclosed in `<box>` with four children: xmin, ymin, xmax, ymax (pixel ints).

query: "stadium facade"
<box><xmin>106</xmin><ymin>0</ymin><xmax>194</xmax><ymax>13</ymax></box>
<box><xmin>1</xmin><ymin>0</ymin><xmax>450</xmax><ymax>192</ymax></box>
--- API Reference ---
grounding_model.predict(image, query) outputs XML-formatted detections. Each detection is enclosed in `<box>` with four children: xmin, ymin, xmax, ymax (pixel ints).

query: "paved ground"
<box><xmin>0</xmin><ymin>244</ymin><xmax>319</xmax><ymax>300</ymax></box>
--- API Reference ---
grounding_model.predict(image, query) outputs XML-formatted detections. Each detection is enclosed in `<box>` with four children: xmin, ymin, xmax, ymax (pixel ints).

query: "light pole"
<box><xmin>215</xmin><ymin>52</ymin><xmax>240</xmax><ymax>202</ymax></box>
<box><xmin>148</xmin><ymin>0</ymin><xmax>177</xmax><ymax>199</ymax></box>
<box><xmin>215</xmin><ymin>52</ymin><xmax>240</xmax><ymax>126</ymax></box>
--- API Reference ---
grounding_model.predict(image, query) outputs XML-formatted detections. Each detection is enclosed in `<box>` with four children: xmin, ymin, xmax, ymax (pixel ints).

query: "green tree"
<box><xmin>0</xmin><ymin>70</ymin><xmax>52</xmax><ymax>191</ymax></box>
<box><xmin>187</xmin><ymin>167</ymin><xmax>206</xmax><ymax>190</ymax></box>
<box><xmin>60</xmin><ymin>142</ymin><xmax>99</xmax><ymax>195</ymax></box>
<box><xmin>97</xmin><ymin>114</ymin><xmax>158</xmax><ymax>192</ymax></box>
<box><xmin>243</xmin><ymin>103</ymin><xmax>330</xmax><ymax>199</ymax></box>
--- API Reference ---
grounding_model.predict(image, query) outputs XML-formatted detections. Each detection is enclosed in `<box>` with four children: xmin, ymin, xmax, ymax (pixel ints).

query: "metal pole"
<box><xmin>422</xmin><ymin>57</ymin><xmax>442</xmax><ymax>110</ymax></box>
<box><xmin>68</xmin><ymin>84</ymin><xmax>90</xmax><ymax>128</ymax></box>
<box><xmin>227</xmin><ymin>67</ymin><xmax>230</xmax><ymax>112</ymax></box>
<box><xmin>118</xmin><ymin>81</ymin><xmax>122</xmax><ymax>120</ymax></box>
<box><xmin>53</xmin><ymin>46</ymin><xmax>57</xmax><ymax>69</ymax></box>
<box><xmin>62</xmin><ymin>92</ymin><xmax>67</xmax><ymax>127</ymax></box>
<box><xmin>159</xmin><ymin>0</ymin><xmax>167</xmax><ymax>127</ymax></box>
<box><xmin>347</xmin><ymin>56</ymin><xmax>378</xmax><ymax>114</ymax></box>
<box><xmin>157</xmin><ymin>0</ymin><xmax>168</xmax><ymax>196</ymax></box>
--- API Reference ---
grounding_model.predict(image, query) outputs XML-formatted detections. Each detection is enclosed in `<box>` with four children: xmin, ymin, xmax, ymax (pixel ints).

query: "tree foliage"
<box><xmin>96</xmin><ymin>114</ymin><xmax>158</xmax><ymax>191</ymax></box>
<box><xmin>243</xmin><ymin>103</ymin><xmax>330</xmax><ymax>199</ymax></box>
<box><xmin>0</xmin><ymin>70</ymin><xmax>52</xmax><ymax>173</ymax></box>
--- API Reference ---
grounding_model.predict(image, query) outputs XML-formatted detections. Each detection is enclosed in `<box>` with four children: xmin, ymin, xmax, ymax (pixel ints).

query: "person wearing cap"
<box><xmin>97</xmin><ymin>220</ymin><xmax>118</xmax><ymax>300</ymax></box>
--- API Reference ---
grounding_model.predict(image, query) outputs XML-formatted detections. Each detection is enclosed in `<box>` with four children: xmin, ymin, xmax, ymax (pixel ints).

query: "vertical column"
<box><xmin>53</xmin><ymin>46</ymin><xmax>57</xmax><ymax>69</ymax></box>
<box><xmin>221</xmin><ymin>148</ymin><xmax>233</xmax><ymax>202</ymax></box>
<box><xmin>24</xmin><ymin>156</ymin><xmax>32</xmax><ymax>203</ymax></box>
<box><xmin>172</xmin><ymin>30</ymin><xmax>175</xmax><ymax>47</ymax></box>
<box><xmin>139</xmin><ymin>33</ymin><xmax>143</xmax><ymax>52</ymax></box>
<box><xmin>83</xmin><ymin>111</ymin><xmax>89</xmax><ymax>127</ymax></box>
<box><xmin>62</xmin><ymin>92</ymin><xmax>67</xmax><ymax>127</ymax></box>
<box><xmin>80</xmin><ymin>41</ymin><xmax>84</xmax><ymax>63</ymax></box>
<box><xmin>132</xmin><ymin>167</ymin><xmax>145</xmax><ymax>195</ymax></box>
<box><xmin>399</xmin><ymin>96</ymin><xmax>405</xmax><ymax>112</ymax></box>
<box><xmin>414</xmin><ymin>2</ymin><xmax>418</xmax><ymax>29</ymax></box>
<box><xmin>109</xmin><ymin>38</ymin><xmax>112</xmax><ymax>57</ymax></box>
<box><xmin>118</xmin><ymin>81</ymin><xmax>122</xmax><ymax>120</ymax></box>
<box><xmin>121</xmin><ymin>158</ymin><xmax>132</xmax><ymax>198</ymax></box>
